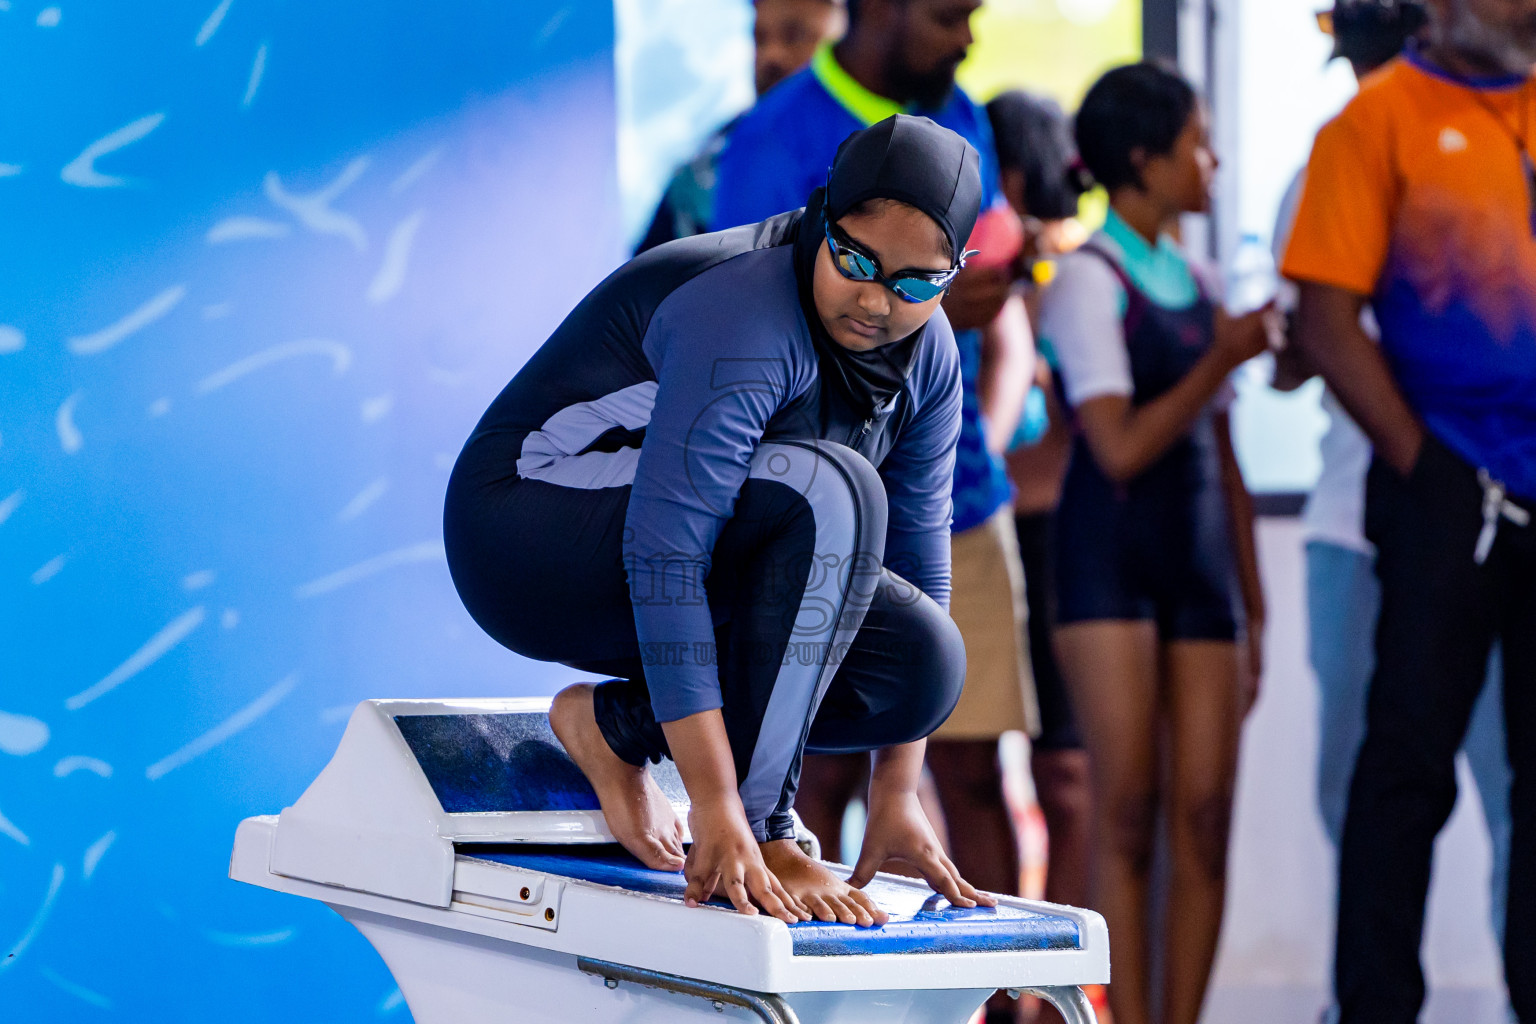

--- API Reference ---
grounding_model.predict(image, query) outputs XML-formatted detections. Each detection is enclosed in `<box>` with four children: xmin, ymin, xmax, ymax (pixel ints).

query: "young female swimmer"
<box><xmin>444</xmin><ymin>114</ymin><xmax>997</xmax><ymax>925</ymax></box>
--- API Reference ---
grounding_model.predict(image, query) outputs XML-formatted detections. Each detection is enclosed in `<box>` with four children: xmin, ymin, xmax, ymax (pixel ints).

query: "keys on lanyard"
<box><xmin>1526</xmin><ymin>151</ymin><xmax>1536</xmax><ymax>237</ymax></box>
<box><xmin>1475</xmin><ymin>468</ymin><xmax>1533</xmax><ymax>565</ymax></box>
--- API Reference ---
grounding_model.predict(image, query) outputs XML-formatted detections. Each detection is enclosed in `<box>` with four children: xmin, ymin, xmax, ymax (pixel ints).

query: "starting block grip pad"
<box><xmin>463</xmin><ymin>845</ymin><xmax>1082</xmax><ymax>957</ymax></box>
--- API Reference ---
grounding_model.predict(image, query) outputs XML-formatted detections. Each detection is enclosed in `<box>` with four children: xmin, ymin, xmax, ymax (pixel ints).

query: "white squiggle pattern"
<box><xmin>366</xmin><ymin>210</ymin><xmax>425</xmax><ymax>303</ymax></box>
<box><xmin>1</xmin><ymin>864</ymin><xmax>64</xmax><ymax>967</ymax></box>
<box><xmin>534</xmin><ymin>6</ymin><xmax>570</xmax><ymax>47</ymax></box>
<box><xmin>0</xmin><ymin>163</ymin><xmax>20</xmax><ymax>177</ymax></box>
<box><xmin>196</xmin><ymin>338</ymin><xmax>352</xmax><ymax>394</ymax></box>
<box><xmin>263</xmin><ymin>157</ymin><xmax>369</xmax><ymax>250</ymax></box>
<box><xmin>202</xmin><ymin>302</ymin><xmax>232</xmax><ymax>320</ymax></box>
<box><xmin>318</xmin><ymin>704</ymin><xmax>354</xmax><ymax>723</ymax></box>
<box><xmin>65</xmin><ymin>606</ymin><xmax>208</xmax><ymax>711</ymax></box>
<box><xmin>195</xmin><ymin>0</ymin><xmax>233</xmax><ymax>45</ymax></box>
<box><xmin>360</xmin><ymin>393</ymin><xmax>394</xmax><ymax>422</ymax></box>
<box><xmin>145</xmin><ymin>673</ymin><xmax>298</xmax><ymax>780</ymax></box>
<box><xmin>39</xmin><ymin>968</ymin><xmax>112</xmax><ymax>1009</ymax></box>
<box><xmin>54</xmin><ymin>756</ymin><xmax>113</xmax><ymax>779</ymax></box>
<box><xmin>31</xmin><ymin>555</ymin><xmax>67</xmax><ymax>585</ymax></box>
<box><xmin>378</xmin><ymin>987</ymin><xmax>406</xmax><ymax>1014</ymax></box>
<box><xmin>83</xmin><ymin>830</ymin><xmax>116</xmax><ymax>879</ymax></box>
<box><xmin>182</xmin><ymin>569</ymin><xmax>216</xmax><ymax>591</ymax></box>
<box><xmin>203</xmin><ymin>928</ymin><xmax>295</xmax><ymax>947</ymax></box>
<box><xmin>0</xmin><ymin>490</ymin><xmax>23</xmax><ymax>526</ymax></box>
<box><xmin>294</xmin><ymin>540</ymin><xmax>445</xmax><ymax>598</ymax></box>
<box><xmin>389</xmin><ymin>147</ymin><xmax>441</xmax><ymax>194</ymax></box>
<box><xmin>207</xmin><ymin>217</ymin><xmax>290</xmax><ymax>243</ymax></box>
<box><xmin>0</xmin><ymin>324</ymin><xmax>23</xmax><ymax>352</ymax></box>
<box><xmin>60</xmin><ymin>112</ymin><xmax>166</xmax><ymax>188</ymax></box>
<box><xmin>35</xmin><ymin>6</ymin><xmax>59</xmax><ymax>27</ymax></box>
<box><xmin>147</xmin><ymin>397</ymin><xmax>171</xmax><ymax>417</ymax></box>
<box><xmin>242</xmin><ymin>43</ymin><xmax>267</xmax><ymax>108</ymax></box>
<box><xmin>0</xmin><ymin>711</ymin><xmax>49</xmax><ymax>755</ymax></box>
<box><xmin>67</xmin><ymin>284</ymin><xmax>188</xmax><ymax>355</ymax></box>
<box><xmin>56</xmin><ymin>392</ymin><xmax>84</xmax><ymax>454</ymax></box>
<box><xmin>337</xmin><ymin>477</ymin><xmax>389</xmax><ymax>522</ymax></box>
<box><xmin>0</xmin><ymin>808</ymin><xmax>30</xmax><ymax>845</ymax></box>
<box><xmin>221</xmin><ymin>608</ymin><xmax>239</xmax><ymax>629</ymax></box>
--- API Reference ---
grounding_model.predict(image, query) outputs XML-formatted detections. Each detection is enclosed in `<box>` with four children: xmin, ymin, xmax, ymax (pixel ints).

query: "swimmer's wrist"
<box><xmin>688</xmin><ymin>788</ymin><xmax>747</xmax><ymax>817</ymax></box>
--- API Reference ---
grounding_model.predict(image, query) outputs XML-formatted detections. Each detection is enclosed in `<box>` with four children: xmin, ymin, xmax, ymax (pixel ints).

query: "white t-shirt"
<box><xmin>1040</xmin><ymin>226</ymin><xmax>1234</xmax><ymax>412</ymax></box>
<box><xmin>1274</xmin><ymin>167</ymin><xmax>1375</xmax><ymax>555</ymax></box>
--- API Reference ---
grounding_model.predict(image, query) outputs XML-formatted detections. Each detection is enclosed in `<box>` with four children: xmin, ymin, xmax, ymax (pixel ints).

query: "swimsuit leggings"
<box><xmin>444</xmin><ymin>438</ymin><xmax>966</xmax><ymax>842</ymax></box>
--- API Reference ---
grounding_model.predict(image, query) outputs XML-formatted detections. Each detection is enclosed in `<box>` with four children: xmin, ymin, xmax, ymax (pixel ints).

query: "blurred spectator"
<box><xmin>1270</xmin><ymin>6</ymin><xmax>1511</xmax><ymax>1022</ymax></box>
<box><xmin>1283</xmin><ymin>0</ymin><xmax>1536</xmax><ymax>1019</ymax></box>
<box><xmin>1040</xmin><ymin>62</ymin><xmax>1272</xmax><ymax>1024</ymax></box>
<box><xmin>990</xmin><ymin>88</ymin><xmax>1095</xmax><ymax>1024</ymax></box>
<box><xmin>633</xmin><ymin>0</ymin><xmax>844</xmax><ymax>254</ymax></box>
<box><xmin>708</xmin><ymin>8</ymin><xmax>1040</xmax><ymax>1022</ymax></box>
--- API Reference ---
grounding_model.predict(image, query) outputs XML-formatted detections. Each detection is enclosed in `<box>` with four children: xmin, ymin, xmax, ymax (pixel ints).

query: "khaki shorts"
<box><xmin>932</xmin><ymin>506</ymin><xmax>1040</xmax><ymax>740</ymax></box>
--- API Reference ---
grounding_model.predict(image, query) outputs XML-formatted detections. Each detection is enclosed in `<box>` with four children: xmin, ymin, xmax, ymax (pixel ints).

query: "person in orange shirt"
<box><xmin>1283</xmin><ymin>1</ymin><xmax>1536</xmax><ymax>1020</ymax></box>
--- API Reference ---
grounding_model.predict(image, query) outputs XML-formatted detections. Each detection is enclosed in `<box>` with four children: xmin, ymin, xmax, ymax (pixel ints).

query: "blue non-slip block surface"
<box><xmin>394</xmin><ymin>713</ymin><xmax>687</xmax><ymax>813</ymax></box>
<box><xmin>463</xmin><ymin>845</ymin><xmax>1080</xmax><ymax>956</ymax></box>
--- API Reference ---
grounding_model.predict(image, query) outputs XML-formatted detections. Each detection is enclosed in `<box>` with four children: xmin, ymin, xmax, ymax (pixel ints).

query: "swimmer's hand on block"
<box><xmin>552</xmin><ymin>684</ymin><xmax>994</xmax><ymax>928</ymax></box>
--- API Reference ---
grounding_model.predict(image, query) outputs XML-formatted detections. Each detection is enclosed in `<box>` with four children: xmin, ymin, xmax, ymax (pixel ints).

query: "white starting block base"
<box><xmin>229</xmin><ymin>700</ymin><xmax>1108</xmax><ymax>1024</ymax></box>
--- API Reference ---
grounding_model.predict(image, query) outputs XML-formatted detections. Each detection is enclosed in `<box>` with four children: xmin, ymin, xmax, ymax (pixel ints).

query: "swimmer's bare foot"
<box><xmin>550</xmin><ymin>683</ymin><xmax>685</xmax><ymax>872</ymax></box>
<box><xmin>760</xmin><ymin>839</ymin><xmax>889</xmax><ymax>927</ymax></box>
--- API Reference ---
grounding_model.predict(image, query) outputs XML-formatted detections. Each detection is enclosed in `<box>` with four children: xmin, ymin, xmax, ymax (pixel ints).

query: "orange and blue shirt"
<box><xmin>1283</xmin><ymin>51</ymin><xmax>1536</xmax><ymax>500</ymax></box>
<box><xmin>713</xmin><ymin>44</ymin><xmax>1012</xmax><ymax>533</ymax></box>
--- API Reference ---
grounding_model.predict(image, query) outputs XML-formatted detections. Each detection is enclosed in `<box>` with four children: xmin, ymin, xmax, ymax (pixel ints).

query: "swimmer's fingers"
<box><xmin>746</xmin><ymin>867</ymin><xmax>800</xmax><ymax>924</ymax></box>
<box><xmin>683</xmin><ymin>869</ymin><xmax>719</xmax><ymax>909</ymax></box>
<box><xmin>917</xmin><ymin>848</ymin><xmax>994</xmax><ymax>909</ymax></box>
<box><xmin>723</xmin><ymin>875</ymin><xmax>761</xmax><ymax>918</ymax></box>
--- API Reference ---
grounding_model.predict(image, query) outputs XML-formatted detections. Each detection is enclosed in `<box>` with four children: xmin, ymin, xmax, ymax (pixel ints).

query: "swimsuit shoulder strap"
<box><xmin>1074</xmin><ymin>241</ymin><xmax>1149</xmax><ymax>336</ymax></box>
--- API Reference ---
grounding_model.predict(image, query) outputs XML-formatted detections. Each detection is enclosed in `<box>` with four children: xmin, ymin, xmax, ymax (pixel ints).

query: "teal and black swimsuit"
<box><xmin>1052</xmin><ymin>243</ymin><xmax>1239</xmax><ymax>642</ymax></box>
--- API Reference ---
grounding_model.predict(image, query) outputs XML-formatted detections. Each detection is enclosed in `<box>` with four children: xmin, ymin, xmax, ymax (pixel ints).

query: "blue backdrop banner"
<box><xmin>0</xmin><ymin>2</ymin><xmax>619</xmax><ymax>1019</ymax></box>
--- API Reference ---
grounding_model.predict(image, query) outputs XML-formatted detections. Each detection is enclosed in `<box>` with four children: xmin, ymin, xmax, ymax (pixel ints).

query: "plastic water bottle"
<box><xmin>1226</xmin><ymin>232</ymin><xmax>1278</xmax><ymax>315</ymax></box>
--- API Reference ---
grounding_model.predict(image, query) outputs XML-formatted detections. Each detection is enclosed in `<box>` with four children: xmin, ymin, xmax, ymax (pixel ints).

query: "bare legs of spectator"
<box><xmin>928</xmin><ymin>739</ymin><xmax>1023</xmax><ymax>1023</ymax></box>
<box><xmin>795</xmin><ymin>753</ymin><xmax>869</xmax><ymax>862</ymax></box>
<box><xmin>1055</xmin><ymin>622</ymin><xmax>1240</xmax><ymax>1024</ymax></box>
<box><xmin>1030</xmin><ymin>746</ymin><xmax>1093</xmax><ymax>1024</ymax></box>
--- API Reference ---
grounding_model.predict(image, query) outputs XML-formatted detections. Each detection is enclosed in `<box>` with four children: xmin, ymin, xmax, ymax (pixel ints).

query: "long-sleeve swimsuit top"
<box><xmin>465</xmin><ymin>211</ymin><xmax>964</xmax><ymax>722</ymax></box>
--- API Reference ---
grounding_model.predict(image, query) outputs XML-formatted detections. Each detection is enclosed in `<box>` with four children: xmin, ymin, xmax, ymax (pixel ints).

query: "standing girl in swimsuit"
<box><xmin>444</xmin><ymin>115</ymin><xmax>996</xmax><ymax>925</ymax></box>
<box><xmin>1037</xmin><ymin>64</ymin><xmax>1273</xmax><ymax>1024</ymax></box>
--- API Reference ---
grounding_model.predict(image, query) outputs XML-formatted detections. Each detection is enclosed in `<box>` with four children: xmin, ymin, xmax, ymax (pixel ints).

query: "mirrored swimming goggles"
<box><xmin>824</xmin><ymin>221</ymin><xmax>979</xmax><ymax>304</ymax></box>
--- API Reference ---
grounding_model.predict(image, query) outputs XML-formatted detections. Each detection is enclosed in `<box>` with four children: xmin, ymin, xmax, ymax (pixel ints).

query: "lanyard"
<box><xmin>1467</xmin><ymin>79</ymin><xmax>1536</xmax><ymax>235</ymax></box>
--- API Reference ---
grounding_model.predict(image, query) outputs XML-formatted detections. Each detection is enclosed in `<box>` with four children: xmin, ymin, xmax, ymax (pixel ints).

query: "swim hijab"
<box><xmin>792</xmin><ymin>114</ymin><xmax>984</xmax><ymax>415</ymax></box>
<box><xmin>827</xmin><ymin>114</ymin><xmax>984</xmax><ymax>262</ymax></box>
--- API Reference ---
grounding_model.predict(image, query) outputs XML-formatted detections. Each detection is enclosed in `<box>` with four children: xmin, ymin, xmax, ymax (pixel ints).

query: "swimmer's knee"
<box><xmin>750</xmin><ymin>441</ymin><xmax>888</xmax><ymax>547</ymax></box>
<box><xmin>888</xmin><ymin>594</ymin><xmax>967</xmax><ymax>739</ymax></box>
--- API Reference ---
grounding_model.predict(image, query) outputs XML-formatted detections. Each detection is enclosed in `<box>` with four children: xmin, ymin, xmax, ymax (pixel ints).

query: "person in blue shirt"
<box><xmin>444</xmin><ymin>115</ymin><xmax>998</xmax><ymax>924</ymax></box>
<box><xmin>711</xmin><ymin>7</ymin><xmax>1041</xmax><ymax>974</ymax></box>
<box><xmin>633</xmin><ymin>0</ymin><xmax>846</xmax><ymax>255</ymax></box>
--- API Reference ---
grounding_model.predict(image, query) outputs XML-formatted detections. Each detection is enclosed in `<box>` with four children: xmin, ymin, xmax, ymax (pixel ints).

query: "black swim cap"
<box><xmin>824</xmin><ymin>113</ymin><xmax>983</xmax><ymax>264</ymax></box>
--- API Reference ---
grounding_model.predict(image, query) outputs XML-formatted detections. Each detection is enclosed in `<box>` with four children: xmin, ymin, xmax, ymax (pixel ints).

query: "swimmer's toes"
<box><xmin>628</xmin><ymin>832</ymin><xmax>685</xmax><ymax>872</ymax></box>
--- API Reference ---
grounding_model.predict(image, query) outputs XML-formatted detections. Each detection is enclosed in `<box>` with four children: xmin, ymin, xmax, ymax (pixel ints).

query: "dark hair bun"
<box><xmin>986</xmin><ymin>90</ymin><xmax>1088</xmax><ymax>221</ymax></box>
